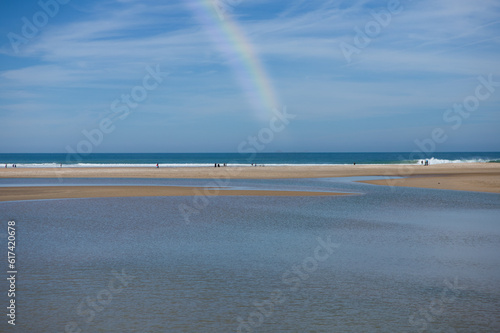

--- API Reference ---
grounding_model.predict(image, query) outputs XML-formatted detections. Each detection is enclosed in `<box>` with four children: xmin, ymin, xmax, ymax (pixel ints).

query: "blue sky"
<box><xmin>0</xmin><ymin>0</ymin><xmax>499</xmax><ymax>153</ymax></box>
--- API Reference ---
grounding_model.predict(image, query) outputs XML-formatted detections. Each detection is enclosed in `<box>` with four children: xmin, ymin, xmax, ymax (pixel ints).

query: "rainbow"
<box><xmin>188</xmin><ymin>0</ymin><xmax>281</xmax><ymax>119</ymax></box>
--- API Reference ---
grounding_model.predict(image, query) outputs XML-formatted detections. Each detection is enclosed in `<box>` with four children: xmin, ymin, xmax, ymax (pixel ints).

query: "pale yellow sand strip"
<box><xmin>359</xmin><ymin>173</ymin><xmax>500</xmax><ymax>193</ymax></box>
<box><xmin>1</xmin><ymin>163</ymin><xmax>499</xmax><ymax>180</ymax></box>
<box><xmin>0</xmin><ymin>163</ymin><xmax>499</xmax><ymax>194</ymax></box>
<box><xmin>0</xmin><ymin>186</ymin><xmax>345</xmax><ymax>202</ymax></box>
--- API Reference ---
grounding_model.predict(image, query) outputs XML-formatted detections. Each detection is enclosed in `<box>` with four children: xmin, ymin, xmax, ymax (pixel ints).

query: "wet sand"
<box><xmin>0</xmin><ymin>163</ymin><xmax>499</xmax><ymax>201</ymax></box>
<box><xmin>360</xmin><ymin>173</ymin><xmax>500</xmax><ymax>193</ymax></box>
<box><xmin>0</xmin><ymin>186</ymin><xmax>345</xmax><ymax>202</ymax></box>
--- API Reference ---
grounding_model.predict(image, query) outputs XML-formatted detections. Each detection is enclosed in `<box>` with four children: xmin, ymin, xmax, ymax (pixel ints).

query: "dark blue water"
<box><xmin>0</xmin><ymin>177</ymin><xmax>499</xmax><ymax>332</ymax></box>
<box><xmin>1</xmin><ymin>152</ymin><xmax>499</xmax><ymax>167</ymax></box>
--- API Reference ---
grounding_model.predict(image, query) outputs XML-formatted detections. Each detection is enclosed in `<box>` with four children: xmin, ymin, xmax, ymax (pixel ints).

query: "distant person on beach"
<box><xmin>156</xmin><ymin>163</ymin><xmax>159</xmax><ymax>168</ymax></box>
<box><xmin>354</xmin><ymin>162</ymin><xmax>356</xmax><ymax>165</ymax></box>
<box><xmin>214</xmin><ymin>163</ymin><xmax>217</xmax><ymax>167</ymax></box>
<box><xmin>4</xmin><ymin>164</ymin><xmax>6</xmax><ymax>168</ymax></box>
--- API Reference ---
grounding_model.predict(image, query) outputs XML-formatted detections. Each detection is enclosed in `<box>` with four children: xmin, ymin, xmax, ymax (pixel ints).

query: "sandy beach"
<box><xmin>0</xmin><ymin>163</ymin><xmax>499</xmax><ymax>201</ymax></box>
<box><xmin>0</xmin><ymin>185</ymin><xmax>345</xmax><ymax>202</ymax></box>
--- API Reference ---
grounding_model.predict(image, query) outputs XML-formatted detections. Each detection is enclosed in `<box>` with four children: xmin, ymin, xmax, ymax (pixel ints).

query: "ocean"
<box><xmin>0</xmin><ymin>152</ymin><xmax>499</xmax><ymax>167</ymax></box>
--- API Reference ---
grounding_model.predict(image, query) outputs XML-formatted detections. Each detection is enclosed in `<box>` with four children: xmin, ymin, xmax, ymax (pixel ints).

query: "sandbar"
<box><xmin>359</xmin><ymin>173</ymin><xmax>500</xmax><ymax>193</ymax></box>
<box><xmin>0</xmin><ymin>186</ymin><xmax>345</xmax><ymax>202</ymax></box>
<box><xmin>0</xmin><ymin>163</ymin><xmax>499</xmax><ymax>201</ymax></box>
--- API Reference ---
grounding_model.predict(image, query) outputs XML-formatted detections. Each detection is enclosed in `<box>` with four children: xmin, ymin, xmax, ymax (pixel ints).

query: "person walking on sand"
<box><xmin>156</xmin><ymin>163</ymin><xmax>159</xmax><ymax>168</ymax></box>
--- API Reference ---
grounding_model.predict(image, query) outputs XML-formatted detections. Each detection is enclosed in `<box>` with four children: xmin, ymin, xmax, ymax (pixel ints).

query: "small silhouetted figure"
<box><xmin>425</xmin><ymin>160</ymin><xmax>429</xmax><ymax>166</ymax></box>
<box><xmin>214</xmin><ymin>163</ymin><xmax>217</xmax><ymax>168</ymax></box>
<box><xmin>218</xmin><ymin>164</ymin><xmax>220</xmax><ymax>167</ymax></box>
<box><xmin>60</xmin><ymin>163</ymin><xmax>62</xmax><ymax>168</ymax></box>
<box><xmin>353</xmin><ymin>162</ymin><xmax>356</xmax><ymax>165</ymax></box>
<box><xmin>224</xmin><ymin>163</ymin><xmax>226</xmax><ymax>167</ymax></box>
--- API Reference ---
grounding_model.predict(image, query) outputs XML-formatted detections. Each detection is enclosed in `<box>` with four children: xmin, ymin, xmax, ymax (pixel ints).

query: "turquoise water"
<box><xmin>1</xmin><ymin>152</ymin><xmax>499</xmax><ymax>167</ymax></box>
<box><xmin>0</xmin><ymin>178</ymin><xmax>499</xmax><ymax>332</ymax></box>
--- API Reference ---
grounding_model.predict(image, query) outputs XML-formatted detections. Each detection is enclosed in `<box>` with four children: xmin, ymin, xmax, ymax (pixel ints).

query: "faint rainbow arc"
<box><xmin>195</xmin><ymin>0</ymin><xmax>280</xmax><ymax>116</ymax></box>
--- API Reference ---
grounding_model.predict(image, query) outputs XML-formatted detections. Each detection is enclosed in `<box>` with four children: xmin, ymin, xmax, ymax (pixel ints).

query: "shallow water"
<box><xmin>0</xmin><ymin>178</ymin><xmax>499</xmax><ymax>332</ymax></box>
